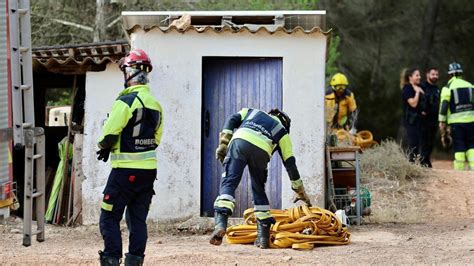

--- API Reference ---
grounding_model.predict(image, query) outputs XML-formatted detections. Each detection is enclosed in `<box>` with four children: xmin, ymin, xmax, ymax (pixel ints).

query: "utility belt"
<box><xmin>404</xmin><ymin>109</ymin><xmax>420</xmax><ymax>125</ymax></box>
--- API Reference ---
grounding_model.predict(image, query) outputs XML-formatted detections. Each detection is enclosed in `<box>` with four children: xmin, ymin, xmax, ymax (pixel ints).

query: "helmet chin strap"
<box><xmin>123</xmin><ymin>69</ymin><xmax>143</xmax><ymax>88</ymax></box>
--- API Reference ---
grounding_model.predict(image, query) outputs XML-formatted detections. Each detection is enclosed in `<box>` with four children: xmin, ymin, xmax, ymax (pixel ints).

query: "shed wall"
<box><xmin>82</xmin><ymin>29</ymin><xmax>326</xmax><ymax>223</ymax></box>
<box><xmin>82</xmin><ymin>64</ymin><xmax>123</xmax><ymax>224</ymax></box>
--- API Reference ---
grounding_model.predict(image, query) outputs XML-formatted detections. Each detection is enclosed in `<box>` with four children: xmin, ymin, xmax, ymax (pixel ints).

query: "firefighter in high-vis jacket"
<box><xmin>325</xmin><ymin>73</ymin><xmax>358</xmax><ymax>131</ymax></box>
<box><xmin>209</xmin><ymin>108</ymin><xmax>311</xmax><ymax>249</ymax></box>
<box><xmin>439</xmin><ymin>62</ymin><xmax>474</xmax><ymax>170</ymax></box>
<box><xmin>97</xmin><ymin>49</ymin><xmax>164</xmax><ymax>266</ymax></box>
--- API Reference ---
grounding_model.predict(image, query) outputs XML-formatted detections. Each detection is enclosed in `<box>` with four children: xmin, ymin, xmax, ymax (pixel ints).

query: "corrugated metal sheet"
<box><xmin>122</xmin><ymin>11</ymin><xmax>329</xmax><ymax>35</ymax></box>
<box><xmin>202</xmin><ymin>57</ymin><xmax>283</xmax><ymax>217</ymax></box>
<box><xmin>0</xmin><ymin>0</ymin><xmax>9</xmax><ymax>183</ymax></box>
<box><xmin>32</xmin><ymin>41</ymin><xmax>129</xmax><ymax>73</ymax></box>
<box><xmin>127</xmin><ymin>24</ymin><xmax>329</xmax><ymax>35</ymax></box>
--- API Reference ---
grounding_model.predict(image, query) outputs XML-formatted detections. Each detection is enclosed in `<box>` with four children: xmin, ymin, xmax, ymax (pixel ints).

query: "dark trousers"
<box><xmin>420</xmin><ymin>118</ymin><xmax>437</xmax><ymax>167</ymax></box>
<box><xmin>99</xmin><ymin>168</ymin><xmax>156</xmax><ymax>258</ymax></box>
<box><xmin>452</xmin><ymin>122</ymin><xmax>474</xmax><ymax>152</ymax></box>
<box><xmin>404</xmin><ymin>121</ymin><xmax>421</xmax><ymax>162</ymax></box>
<box><xmin>218</xmin><ymin>139</ymin><xmax>270</xmax><ymax>211</ymax></box>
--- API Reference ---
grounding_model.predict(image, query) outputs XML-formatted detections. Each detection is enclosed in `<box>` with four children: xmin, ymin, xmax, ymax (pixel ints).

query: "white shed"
<box><xmin>82</xmin><ymin>11</ymin><xmax>328</xmax><ymax>224</ymax></box>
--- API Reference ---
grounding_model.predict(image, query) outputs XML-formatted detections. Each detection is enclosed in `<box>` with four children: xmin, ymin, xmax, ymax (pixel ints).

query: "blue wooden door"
<box><xmin>201</xmin><ymin>57</ymin><xmax>283</xmax><ymax>217</ymax></box>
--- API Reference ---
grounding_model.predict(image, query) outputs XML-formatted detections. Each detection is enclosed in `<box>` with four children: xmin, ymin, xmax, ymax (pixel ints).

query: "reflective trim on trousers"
<box><xmin>216</xmin><ymin>194</ymin><xmax>235</xmax><ymax>202</ymax></box>
<box><xmin>254</xmin><ymin>205</ymin><xmax>270</xmax><ymax>211</ymax></box>
<box><xmin>255</xmin><ymin>210</ymin><xmax>273</xmax><ymax>221</ymax></box>
<box><xmin>214</xmin><ymin>196</ymin><xmax>235</xmax><ymax>213</ymax></box>
<box><xmin>101</xmin><ymin>202</ymin><xmax>113</xmax><ymax>211</ymax></box>
<box><xmin>467</xmin><ymin>149</ymin><xmax>474</xmax><ymax>169</ymax></box>
<box><xmin>454</xmin><ymin>152</ymin><xmax>466</xmax><ymax>170</ymax></box>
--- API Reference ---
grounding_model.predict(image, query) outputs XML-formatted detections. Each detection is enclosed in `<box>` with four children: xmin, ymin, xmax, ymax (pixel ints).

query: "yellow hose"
<box><xmin>225</xmin><ymin>205</ymin><xmax>351</xmax><ymax>250</ymax></box>
<box><xmin>336</xmin><ymin>129</ymin><xmax>378</xmax><ymax>149</ymax></box>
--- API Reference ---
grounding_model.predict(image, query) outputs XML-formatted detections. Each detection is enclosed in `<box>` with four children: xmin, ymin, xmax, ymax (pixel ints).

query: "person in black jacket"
<box><xmin>419</xmin><ymin>67</ymin><xmax>440</xmax><ymax>167</ymax></box>
<box><xmin>401</xmin><ymin>68</ymin><xmax>424</xmax><ymax>163</ymax></box>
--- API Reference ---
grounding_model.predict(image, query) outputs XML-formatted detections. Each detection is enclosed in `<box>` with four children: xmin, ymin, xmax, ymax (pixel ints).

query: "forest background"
<box><xmin>30</xmin><ymin>0</ymin><xmax>474</xmax><ymax>144</ymax></box>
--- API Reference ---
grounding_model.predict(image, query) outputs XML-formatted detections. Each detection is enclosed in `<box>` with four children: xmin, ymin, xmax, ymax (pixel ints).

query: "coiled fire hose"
<box><xmin>336</xmin><ymin>129</ymin><xmax>378</xmax><ymax>149</ymax></box>
<box><xmin>225</xmin><ymin>205</ymin><xmax>351</xmax><ymax>250</ymax></box>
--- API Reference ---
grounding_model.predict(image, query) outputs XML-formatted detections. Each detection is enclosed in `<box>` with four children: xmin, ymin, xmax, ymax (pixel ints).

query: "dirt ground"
<box><xmin>1</xmin><ymin>160</ymin><xmax>473</xmax><ymax>265</ymax></box>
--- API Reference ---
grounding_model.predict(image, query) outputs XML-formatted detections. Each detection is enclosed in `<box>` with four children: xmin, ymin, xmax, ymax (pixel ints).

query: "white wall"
<box><xmin>82</xmin><ymin>64</ymin><xmax>123</xmax><ymax>224</ymax></box>
<box><xmin>82</xmin><ymin>28</ymin><xmax>326</xmax><ymax>223</ymax></box>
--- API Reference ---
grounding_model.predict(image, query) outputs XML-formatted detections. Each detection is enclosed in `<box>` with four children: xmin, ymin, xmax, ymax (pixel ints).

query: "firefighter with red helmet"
<box><xmin>97</xmin><ymin>49</ymin><xmax>164</xmax><ymax>266</ymax></box>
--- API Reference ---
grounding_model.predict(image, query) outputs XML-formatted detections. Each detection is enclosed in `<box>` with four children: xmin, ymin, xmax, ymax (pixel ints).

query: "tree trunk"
<box><xmin>94</xmin><ymin>0</ymin><xmax>107</xmax><ymax>42</ymax></box>
<box><xmin>417</xmin><ymin>0</ymin><xmax>441</xmax><ymax>71</ymax></box>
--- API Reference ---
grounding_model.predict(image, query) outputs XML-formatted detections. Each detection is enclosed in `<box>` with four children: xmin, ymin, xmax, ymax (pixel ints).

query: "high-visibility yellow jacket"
<box><xmin>223</xmin><ymin>108</ymin><xmax>294</xmax><ymax>160</ymax></box>
<box><xmin>222</xmin><ymin>108</ymin><xmax>301</xmax><ymax>181</ymax></box>
<box><xmin>439</xmin><ymin>76</ymin><xmax>474</xmax><ymax>124</ymax></box>
<box><xmin>325</xmin><ymin>88</ymin><xmax>357</xmax><ymax>128</ymax></box>
<box><xmin>98</xmin><ymin>84</ymin><xmax>163</xmax><ymax>169</ymax></box>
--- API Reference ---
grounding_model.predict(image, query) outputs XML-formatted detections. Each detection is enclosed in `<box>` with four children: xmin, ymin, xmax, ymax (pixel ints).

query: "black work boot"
<box><xmin>209</xmin><ymin>212</ymin><xmax>229</xmax><ymax>245</ymax></box>
<box><xmin>98</xmin><ymin>251</ymin><xmax>120</xmax><ymax>266</ymax></box>
<box><xmin>255</xmin><ymin>220</ymin><xmax>272</xmax><ymax>249</ymax></box>
<box><xmin>124</xmin><ymin>253</ymin><xmax>144</xmax><ymax>266</ymax></box>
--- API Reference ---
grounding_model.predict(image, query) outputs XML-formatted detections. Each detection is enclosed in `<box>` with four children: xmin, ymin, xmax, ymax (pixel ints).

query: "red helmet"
<box><xmin>120</xmin><ymin>49</ymin><xmax>153</xmax><ymax>73</ymax></box>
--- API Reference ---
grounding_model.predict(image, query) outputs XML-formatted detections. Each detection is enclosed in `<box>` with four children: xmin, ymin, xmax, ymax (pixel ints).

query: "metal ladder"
<box><xmin>9</xmin><ymin>0</ymin><xmax>46</xmax><ymax>246</ymax></box>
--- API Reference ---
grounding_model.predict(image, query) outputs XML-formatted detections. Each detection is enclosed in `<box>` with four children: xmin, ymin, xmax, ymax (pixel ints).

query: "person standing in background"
<box><xmin>325</xmin><ymin>73</ymin><xmax>358</xmax><ymax>132</ymax></box>
<box><xmin>401</xmin><ymin>68</ymin><xmax>424</xmax><ymax>163</ymax></box>
<box><xmin>439</xmin><ymin>63</ymin><xmax>474</xmax><ymax>170</ymax></box>
<box><xmin>419</xmin><ymin>67</ymin><xmax>440</xmax><ymax>167</ymax></box>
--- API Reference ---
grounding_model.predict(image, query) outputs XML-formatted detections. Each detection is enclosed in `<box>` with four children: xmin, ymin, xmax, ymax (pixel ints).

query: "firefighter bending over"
<box><xmin>210</xmin><ymin>108</ymin><xmax>311</xmax><ymax>249</ymax></box>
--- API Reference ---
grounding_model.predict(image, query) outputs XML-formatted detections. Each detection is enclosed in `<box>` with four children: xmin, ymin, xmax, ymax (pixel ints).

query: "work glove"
<box><xmin>440</xmin><ymin>126</ymin><xmax>453</xmax><ymax>149</ymax></box>
<box><xmin>291</xmin><ymin>179</ymin><xmax>312</xmax><ymax>207</ymax></box>
<box><xmin>349</xmin><ymin>127</ymin><xmax>357</xmax><ymax>135</ymax></box>
<box><xmin>215</xmin><ymin>132</ymin><xmax>232</xmax><ymax>163</ymax></box>
<box><xmin>96</xmin><ymin>148</ymin><xmax>111</xmax><ymax>162</ymax></box>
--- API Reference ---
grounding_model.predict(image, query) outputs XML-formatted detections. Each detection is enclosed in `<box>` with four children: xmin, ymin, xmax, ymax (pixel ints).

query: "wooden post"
<box><xmin>56</xmin><ymin>75</ymin><xmax>77</xmax><ymax>225</ymax></box>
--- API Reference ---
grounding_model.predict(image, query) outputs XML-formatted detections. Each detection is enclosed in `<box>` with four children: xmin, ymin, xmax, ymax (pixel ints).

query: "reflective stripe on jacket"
<box><xmin>439</xmin><ymin>77</ymin><xmax>474</xmax><ymax>124</ymax></box>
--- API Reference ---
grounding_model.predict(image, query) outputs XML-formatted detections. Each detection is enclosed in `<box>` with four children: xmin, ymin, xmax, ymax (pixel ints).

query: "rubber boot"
<box><xmin>209</xmin><ymin>212</ymin><xmax>228</xmax><ymax>245</ymax></box>
<box><xmin>98</xmin><ymin>251</ymin><xmax>120</xmax><ymax>266</ymax></box>
<box><xmin>255</xmin><ymin>220</ymin><xmax>272</xmax><ymax>249</ymax></box>
<box><xmin>124</xmin><ymin>253</ymin><xmax>144</xmax><ymax>266</ymax></box>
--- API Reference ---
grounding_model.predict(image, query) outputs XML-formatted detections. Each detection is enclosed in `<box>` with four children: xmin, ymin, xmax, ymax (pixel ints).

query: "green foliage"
<box><xmin>31</xmin><ymin>0</ymin><xmax>320</xmax><ymax>46</ymax></box>
<box><xmin>193</xmin><ymin>0</ymin><xmax>318</xmax><ymax>10</ymax></box>
<box><xmin>321</xmin><ymin>0</ymin><xmax>474</xmax><ymax>140</ymax></box>
<box><xmin>45</xmin><ymin>88</ymin><xmax>72</xmax><ymax>107</ymax></box>
<box><xmin>31</xmin><ymin>0</ymin><xmax>97</xmax><ymax>46</ymax></box>
<box><xmin>326</xmin><ymin>33</ymin><xmax>340</xmax><ymax>82</ymax></box>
